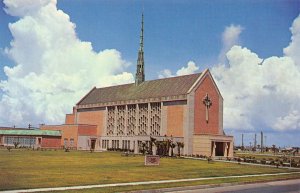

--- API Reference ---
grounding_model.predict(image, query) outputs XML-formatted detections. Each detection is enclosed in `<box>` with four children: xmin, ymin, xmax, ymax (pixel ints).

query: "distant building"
<box><xmin>0</xmin><ymin>128</ymin><xmax>61</xmax><ymax>149</ymax></box>
<box><xmin>41</xmin><ymin>14</ymin><xmax>233</xmax><ymax>157</ymax></box>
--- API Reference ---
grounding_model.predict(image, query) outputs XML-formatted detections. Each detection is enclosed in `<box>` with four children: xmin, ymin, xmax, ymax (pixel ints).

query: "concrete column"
<box><xmin>161</xmin><ymin>102</ymin><xmax>167</xmax><ymax>136</ymax></box>
<box><xmin>125</xmin><ymin>105</ymin><xmax>128</xmax><ymax>136</ymax></box>
<box><xmin>224</xmin><ymin>142</ymin><xmax>228</xmax><ymax>157</ymax></box>
<box><xmin>135</xmin><ymin>104</ymin><xmax>139</xmax><ymax>135</ymax></box>
<box><xmin>212</xmin><ymin>141</ymin><xmax>215</xmax><ymax>157</ymax></box>
<box><xmin>147</xmin><ymin>103</ymin><xmax>151</xmax><ymax>135</ymax></box>
<box><xmin>184</xmin><ymin>93</ymin><xmax>195</xmax><ymax>155</ymax></box>
<box><xmin>103</xmin><ymin>107</ymin><xmax>108</xmax><ymax>136</ymax></box>
<box><xmin>114</xmin><ymin>106</ymin><xmax>117</xmax><ymax>135</ymax></box>
<box><xmin>108</xmin><ymin>139</ymin><xmax>112</xmax><ymax>148</ymax></box>
<box><xmin>134</xmin><ymin>140</ymin><xmax>138</xmax><ymax>154</ymax></box>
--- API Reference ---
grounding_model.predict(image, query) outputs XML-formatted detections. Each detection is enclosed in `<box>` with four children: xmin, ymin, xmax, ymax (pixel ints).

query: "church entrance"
<box><xmin>215</xmin><ymin>142</ymin><xmax>224</xmax><ymax>156</ymax></box>
<box><xmin>90</xmin><ymin>139</ymin><xmax>96</xmax><ymax>150</ymax></box>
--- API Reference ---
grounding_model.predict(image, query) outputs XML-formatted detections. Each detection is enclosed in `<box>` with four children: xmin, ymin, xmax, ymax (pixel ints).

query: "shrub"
<box><xmin>7</xmin><ymin>146</ymin><xmax>12</xmax><ymax>152</ymax></box>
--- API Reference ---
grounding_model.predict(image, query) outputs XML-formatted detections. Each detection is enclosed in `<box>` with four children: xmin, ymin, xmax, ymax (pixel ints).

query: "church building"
<box><xmin>42</xmin><ymin>14</ymin><xmax>233</xmax><ymax>157</ymax></box>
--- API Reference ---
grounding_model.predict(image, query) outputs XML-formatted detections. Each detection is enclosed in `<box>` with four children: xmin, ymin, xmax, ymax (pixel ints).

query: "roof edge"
<box><xmin>186</xmin><ymin>69</ymin><xmax>223</xmax><ymax>99</ymax></box>
<box><xmin>187</xmin><ymin>69</ymin><xmax>208</xmax><ymax>93</ymax></box>
<box><xmin>76</xmin><ymin>87</ymin><xmax>96</xmax><ymax>106</ymax></box>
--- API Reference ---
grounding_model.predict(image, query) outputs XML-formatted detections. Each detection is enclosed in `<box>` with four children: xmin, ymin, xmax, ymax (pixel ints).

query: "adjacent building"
<box><xmin>0</xmin><ymin>128</ymin><xmax>61</xmax><ymax>149</ymax></box>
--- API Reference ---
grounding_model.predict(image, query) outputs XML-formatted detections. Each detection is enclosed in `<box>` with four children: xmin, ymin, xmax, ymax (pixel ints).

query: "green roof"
<box><xmin>0</xmin><ymin>129</ymin><xmax>61</xmax><ymax>137</ymax></box>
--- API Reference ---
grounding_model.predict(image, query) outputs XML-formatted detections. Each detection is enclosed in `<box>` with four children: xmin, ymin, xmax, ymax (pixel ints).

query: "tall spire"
<box><xmin>135</xmin><ymin>13</ymin><xmax>145</xmax><ymax>85</ymax></box>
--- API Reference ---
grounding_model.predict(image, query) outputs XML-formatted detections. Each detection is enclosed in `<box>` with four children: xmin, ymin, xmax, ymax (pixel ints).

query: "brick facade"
<box><xmin>194</xmin><ymin>74</ymin><xmax>222</xmax><ymax>135</ymax></box>
<box><xmin>77</xmin><ymin>111</ymin><xmax>104</xmax><ymax>136</ymax></box>
<box><xmin>41</xmin><ymin>125</ymin><xmax>79</xmax><ymax>148</ymax></box>
<box><xmin>41</xmin><ymin>137</ymin><xmax>61</xmax><ymax>148</ymax></box>
<box><xmin>166</xmin><ymin>105</ymin><xmax>185</xmax><ymax>137</ymax></box>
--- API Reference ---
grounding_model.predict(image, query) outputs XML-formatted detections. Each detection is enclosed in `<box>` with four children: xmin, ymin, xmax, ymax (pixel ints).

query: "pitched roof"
<box><xmin>0</xmin><ymin>129</ymin><xmax>61</xmax><ymax>137</ymax></box>
<box><xmin>77</xmin><ymin>73</ymin><xmax>202</xmax><ymax>105</ymax></box>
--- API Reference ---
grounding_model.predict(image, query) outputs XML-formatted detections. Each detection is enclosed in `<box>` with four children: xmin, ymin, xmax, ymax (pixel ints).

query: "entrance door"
<box><xmin>215</xmin><ymin>142</ymin><xmax>224</xmax><ymax>156</ymax></box>
<box><xmin>91</xmin><ymin>139</ymin><xmax>96</xmax><ymax>150</ymax></box>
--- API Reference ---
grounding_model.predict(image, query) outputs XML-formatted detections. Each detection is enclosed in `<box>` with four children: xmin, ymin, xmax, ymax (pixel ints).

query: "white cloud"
<box><xmin>176</xmin><ymin>61</ymin><xmax>199</xmax><ymax>76</ymax></box>
<box><xmin>211</xmin><ymin>15</ymin><xmax>300</xmax><ymax>132</ymax></box>
<box><xmin>158</xmin><ymin>61</ymin><xmax>199</xmax><ymax>78</ymax></box>
<box><xmin>0</xmin><ymin>0</ymin><xmax>134</xmax><ymax>126</ymax></box>
<box><xmin>273</xmin><ymin>110</ymin><xmax>300</xmax><ymax>131</ymax></box>
<box><xmin>158</xmin><ymin>69</ymin><xmax>173</xmax><ymax>79</ymax></box>
<box><xmin>284</xmin><ymin>14</ymin><xmax>300</xmax><ymax>68</ymax></box>
<box><xmin>219</xmin><ymin>24</ymin><xmax>243</xmax><ymax>63</ymax></box>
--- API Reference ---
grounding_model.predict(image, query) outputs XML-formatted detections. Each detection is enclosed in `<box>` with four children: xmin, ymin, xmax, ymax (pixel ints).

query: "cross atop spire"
<box><xmin>135</xmin><ymin>13</ymin><xmax>145</xmax><ymax>86</ymax></box>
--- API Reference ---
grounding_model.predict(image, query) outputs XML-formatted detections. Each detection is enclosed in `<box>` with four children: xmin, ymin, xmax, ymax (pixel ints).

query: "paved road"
<box><xmin>169</xmin><ymin>179</ymin><xmax>300</xmax><ymax>193</ymax></box>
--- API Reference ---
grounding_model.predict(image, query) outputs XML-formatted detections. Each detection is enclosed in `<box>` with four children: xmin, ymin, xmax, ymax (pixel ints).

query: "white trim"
<box><xmin>187</xmin><ymin>69</ymin><xmax>208</xmax><ymax>94</ymax></box>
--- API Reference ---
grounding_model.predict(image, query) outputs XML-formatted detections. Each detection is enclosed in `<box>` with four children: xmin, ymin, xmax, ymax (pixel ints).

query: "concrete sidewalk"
<box><xmin>1</xmin><ymin>172</ymin><xmax>300</xmax><ymax>193</ymax></box>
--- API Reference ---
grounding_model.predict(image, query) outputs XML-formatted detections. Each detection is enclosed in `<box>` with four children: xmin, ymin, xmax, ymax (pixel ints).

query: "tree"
<box><xmin>177</xmin><ymin>142</ymin><xmax>184</xmax><ymax>156</ymax></box>
<box><xmin>272</xmin><ymin>145</ymin><xmax>276</xmax><ymax>154</ymax></box>
<box><xmin>140</xmin><ymin>142</ymin><xmax>147</xmax><ymax>155</ymax></box>
<box><xmin>13</xmin><ymin>142</ymin><xmax>19</xmax><ymax>149</ymax></box>
<box><xmin>170</xmin><ymin>142</ymin><xmax>176</xmax><ymax>157</ymax></box>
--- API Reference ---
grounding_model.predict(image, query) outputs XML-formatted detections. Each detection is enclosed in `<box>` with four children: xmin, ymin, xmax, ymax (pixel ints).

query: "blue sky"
<box><xmin>1</xmin><ymin>0</ymin><xmax>299</xmax><ymax>79</ymax></box>
<box><xmin>56</xmin><ymin>0</ymin><xmax>299</xmax><ymax>79</ymax></box>
<box><xmin>0</xmin><ymin>0</ymin><xmax>300</xmax><ymax>147</ymax></box>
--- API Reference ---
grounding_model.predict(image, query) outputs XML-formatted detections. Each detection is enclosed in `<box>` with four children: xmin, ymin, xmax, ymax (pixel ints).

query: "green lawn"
<box><xmin>0</xmin><ymin>149</ymin><xmax>299</xmax><ymax>191</ymax></box>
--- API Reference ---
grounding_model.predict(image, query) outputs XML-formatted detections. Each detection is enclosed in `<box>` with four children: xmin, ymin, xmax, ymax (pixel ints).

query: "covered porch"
<box><xmin>193</xmin><ymin>134</ymin><xmax>234</xmax><ymax>157</ymax></box>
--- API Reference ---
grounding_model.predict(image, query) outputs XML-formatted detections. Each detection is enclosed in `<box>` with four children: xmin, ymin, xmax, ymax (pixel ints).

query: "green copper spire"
<box><xmin>135</xmin><ymin>13</ymin><xmax>145</xmax><ymax>85</ymax></box>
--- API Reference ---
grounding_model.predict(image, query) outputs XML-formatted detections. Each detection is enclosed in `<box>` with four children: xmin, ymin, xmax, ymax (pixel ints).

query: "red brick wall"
<box><xmin>194</xmin><ymin>74</ymin><xmax>221</xmax><ymax>135</ymax></box>
<box><xmin>41</xmin><ymin>125</ymin><xmax>78</xmax><ymax>147</ymax></box>
<box><xmin>78</xmin><ymin>125</ymin><xmax>97</xmax><ymax>136</ymax></box>
<box><xmin>41</xmin><ymin>137</ymin><xmax>61</xmax><ymax>148</ymax></box>
<box><xmin>166</xmin><ymin>105</ymin><xmax>184</xmax><ymax>137</ymax></box>
<box><xmin>77</xmin><ymin>111</ymin><xmax>104</xmax><ymax>136</ymax></box>
<box><xmin>65</xmin><ymin>114</ymin><xmax>75</xmax><ymax>124</ymax></box>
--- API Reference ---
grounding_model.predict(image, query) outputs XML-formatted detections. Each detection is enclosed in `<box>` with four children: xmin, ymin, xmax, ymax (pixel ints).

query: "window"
<box><xmin>116</xmin><ymin>140</ymin><xmax>119</xmax><ymax>148</ymax></box>
<box><xmin>102</xmin><ymin>140</ymin><xmax>109</xmax><ymax>149</ymax></box>
<box><xmin>70</xmin><ymin>138</ymin><xmax>74</xmax><ymax>147</ymax></box>
<box><xmin>64</xmin><ymin>138</ymin><xmax>68</xmax><ymax>147</ymax></box>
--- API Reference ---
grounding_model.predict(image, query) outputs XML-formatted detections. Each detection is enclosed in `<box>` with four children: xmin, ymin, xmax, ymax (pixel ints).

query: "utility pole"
<box><xmin>254</xmin><ymin>133</ymin><xmax>257</xmax><ymax>151</ymax></box>
<box><xmin>261</xmin><ymin>131</ymin><xmax>263</xmax><ymax>153</ymax></box>
<box><xmin>242</xmin><ymin>133</ymin><xmax>244</xmax><ymax>150</ymax></box>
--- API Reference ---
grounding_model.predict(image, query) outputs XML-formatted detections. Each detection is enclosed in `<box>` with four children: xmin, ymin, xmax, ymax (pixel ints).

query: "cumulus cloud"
<box><xmin>284</xmin><ymin>14</ymin><xmax>300</xmax><ymax>68</ymax></box>
<box><xmin>273</xmin><ymin>110</ymin><xmax>300</xmax><ymax>131</ymax></box>
<box><xmin>219</xmin><ymin>24</ymin><xmax>243</xmax><ymax>63</ymax></box>
<box><xmin>211</xmin><ymin>15</ymin><xmax>300</xmax><ymax>132</ymax></box>
<box><xmin>158</xmin><ymin>61</ymin><xmax>199</xmax><ymax>78</ymax></box>
<box><xmin>0</xmin><ymin>0</ymin><xmax>134</xmax><ymax>126</ymax></box>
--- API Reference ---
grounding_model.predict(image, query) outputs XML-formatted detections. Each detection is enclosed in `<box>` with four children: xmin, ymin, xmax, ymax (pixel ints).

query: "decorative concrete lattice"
<box><xmin>138</xmin><ymin>103</ymin><xmax>148</xmax><ymax>135</ymax></box>
<box><xmin>106</xmin><ymin>106</ymin><xmax>115</xmax><ymax>136</ymax></box>
<box><xmin>150</xmin><ymin>102</ymin><xmax>161</xmax><ymax>136</ymax></box>
<box><xmin>127</xmin><ymin>104</ymin><xmax>136</xmax><ymax>136</ymax></box>
<box><xmin>116</xmin><ymin>105</ymin><xmax>125</xmax><ymax>135</ymax></box>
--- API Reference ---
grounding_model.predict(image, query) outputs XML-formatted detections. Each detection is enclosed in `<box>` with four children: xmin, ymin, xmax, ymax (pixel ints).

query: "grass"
<box><xmin>0</xmin><ymin>149</ymin><xmax>299</xmax><ymax>192</ymax></box>
<box><xmin>54</xmin><ymin>173</ymin><xmax>300</xmax><ymax>193</ymax></box>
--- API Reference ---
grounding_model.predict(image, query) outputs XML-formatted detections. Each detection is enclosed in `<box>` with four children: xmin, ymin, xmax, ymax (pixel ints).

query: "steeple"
<box><xmin>135</xmin><ymin>13</ymin><xmax>145</xmax><ymax>85</ymax></box>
